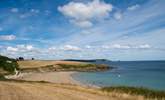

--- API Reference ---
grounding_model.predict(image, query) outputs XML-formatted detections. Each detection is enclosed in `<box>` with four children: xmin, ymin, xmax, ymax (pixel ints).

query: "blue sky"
<box><xmin>0</xmin><ymin>0</ymin><xmax>165</xmax><ymax>60</ymax></box>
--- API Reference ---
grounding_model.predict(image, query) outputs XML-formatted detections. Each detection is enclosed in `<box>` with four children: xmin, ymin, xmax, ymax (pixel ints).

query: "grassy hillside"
<box><xmin>0</xmin><ymin>81</ymin><xmax>148</xmax><ymax>100</ymax></box>
<box><xmin>1</xmin><ymin>80</ymin><xmax>165</xmax><ymax>100</ymax></box>
<box><xmin>18</xmin><ymin>60</ymin><xmax>84</xmax><ymax>68</ymax></box>
<box><xmin>0</xmin><ymin>55</ymin><xmax>19</xmax><ymax>74</ymax></box>
<box><xmin>18</xmin><ymin>60</ymin><xmax>110</xmax><ymax>72</ymax></box>
<box><xmin>102</xmin><ymin>86</ymin><xmax>165</xmax><ymax>99</ymax></box>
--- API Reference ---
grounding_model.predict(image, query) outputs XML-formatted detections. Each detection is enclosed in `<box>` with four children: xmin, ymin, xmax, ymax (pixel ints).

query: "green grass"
<box><xmin>101</xmin><ymin>86</ymin><xmax>165</xmax><ymax>99</ymax></box>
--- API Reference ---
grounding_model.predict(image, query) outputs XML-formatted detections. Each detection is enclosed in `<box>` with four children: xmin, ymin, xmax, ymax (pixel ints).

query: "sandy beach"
<box><xmin>6</xmin><ymin>71</ymin><xmax>80</xmax><ymax>84</ymax></box>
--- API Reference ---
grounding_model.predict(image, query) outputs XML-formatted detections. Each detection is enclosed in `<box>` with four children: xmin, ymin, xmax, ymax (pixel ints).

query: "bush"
<box><xmin>0</xmin><ymin>55</ymin><xmax>19</xmax><ymax>73</ymax></box>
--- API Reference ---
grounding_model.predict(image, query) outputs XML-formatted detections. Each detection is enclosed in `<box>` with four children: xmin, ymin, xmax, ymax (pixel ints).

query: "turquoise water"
<box><xmin>72</xmin><ymin>61</ymin><xmax>165</xmax><ymax>91</ymax></box>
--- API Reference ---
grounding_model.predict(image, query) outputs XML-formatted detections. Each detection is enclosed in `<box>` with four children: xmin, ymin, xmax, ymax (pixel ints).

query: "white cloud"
<box><xmin>58</xmin><ymin>0</ymin><xmax>113</xmax><ymax>28</ymax></box>
<box><xmin>7</xmin><ymin>47</ymin><xmax>18</xmax><ymax>52</ymax></box>
<box><xmin>111</xmin><ymin>44</ymin><xmax>130</xmax><ymax>49</ymax></box>
<box><xmin>70</xmin><ymin>20</ymin><xmax>93</xmax><ymax>28</ymax></box>
<box><xmin>102</xmin><ymin>44</ymin><xmax>151</xmax><ymax>49</ymax></box>
<box><xmin>113</xmin><ymin>12</ymin><xmax>122</xmax><ymax>20</ymax></box>
<box><xmin>19</xmin><ymin>13</ymin><xmax>31</xmax><ymax>19</ymax></box>
<box><xmin>6</xmin><ymin>45</ymin><xmax>34</xmax><ymax>53</ymax></box>
<box><xmin>19</xmin><ymin>9</ymin><xmax>39</xmax><ymax>19</ymax></box>
<box><xmin>17</xmin><ymin>45</ymin><xmax>34</xmax><ymax>51</ymax></box>
<box><xmin>127</xmin><ymin>4</ymin><xmax>140</xmax><ymax>11</ymax></box>
<box><xmin>30</xmin><ymin>9</ymin><xmax>40</xmax><ymax>13</ymax></box>
<box><xmin>61</xmin><ymin>45</ymin><xmax>81</xmax><ymax>51</ymax></box>
<box><xmin>11</xmin><ymin>8</ymin><xmax>19</xmax><ymax>13</ymax></box>
<box><xmin>48</xmin><ymin>45</ymin><xmax>81</xmax><ymax>51</ymax></box>
<box><xmin>0</xmin><ymin>35</ymin><xmax>16</xmax><ymax>41</ymax></box>
<box><xmin>85</xmin><ymin>45</ymin><xmax>92</xmax><ymax>49</ymax></box>
<box><xmin>48</xmin><ymin>47</ymin><xmax>57</xmax><ymax>53</ymax></box>
<box><xmin>102</xmin><ymin>44</ymin><xmax>130</xmax><ymax>49</ymax></box>
<box><xmin>135</xmin><ymin>44</ymin><xmax>151</xmax><ymax>49</ymax></box>
<box><xmin>26</xmin><ymin>45</ymin><xmax>33</xmax><ymax>50</ymax></box>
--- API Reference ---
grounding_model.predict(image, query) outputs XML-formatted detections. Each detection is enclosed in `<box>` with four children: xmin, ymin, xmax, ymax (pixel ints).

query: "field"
<box><xmin>0</xmin><ymin>81</ymin><xmax>146</xmax><ymax>100</ymax></box>
<box><xmin>17</xmin><ymin>60</ymin><xmax>109</xmax><ymax>72</ymax></box>
<box><xmin>17</xmin><ymin>60</ymin><xmax>84</xmax><ymax>69</ymax></box>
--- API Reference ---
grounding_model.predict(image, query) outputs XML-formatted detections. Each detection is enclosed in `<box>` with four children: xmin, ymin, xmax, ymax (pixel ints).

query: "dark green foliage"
<box><xmin>101</xmin><ymin>86</ymin><xmax>165</xmax><ymax>99</ymax></box>
<box><xmin>0</xmin><ymin>55</ymin><xmax>19</xmax><ymax>73</ymax></box>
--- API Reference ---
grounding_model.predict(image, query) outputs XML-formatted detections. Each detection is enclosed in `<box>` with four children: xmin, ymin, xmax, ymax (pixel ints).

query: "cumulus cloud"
<box><xmin>58</xmin><ymin>0</ymin><xmax>113</xmax><ymax>28</ymax></box>
<box><xmin>26</xmin><ymin>45</ymin><xmax>33</xmax><ymax>50</ymax></box>
<box><xmin>1</xmin><ymin>43</ymin><xmax>155</xmax><ymax>60</ymax></box>
<box><xmin>127</xmin><ymin>4</ymin><xmax>140</xmax><ymax>11</ymax></box>
<box><xmin>6</xmin><ymin>45</ymin><xmax>34</xmax><ymax>52</ymax></box>
<box><xmin>7</xmin><ymin>47</ymin><xmax>18</xmax><ymax>52</ymax></box>
<box><xmin>0</xmin><ymin>35</ymin><xmax>16</xmax><ymax>41</ymax></box>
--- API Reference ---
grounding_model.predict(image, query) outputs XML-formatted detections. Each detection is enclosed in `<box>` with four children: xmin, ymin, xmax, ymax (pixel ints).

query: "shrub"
<box><xmin>0</xmin><ymin>55</ymin><xmax>19</xmax><ymax>73</ymax></box>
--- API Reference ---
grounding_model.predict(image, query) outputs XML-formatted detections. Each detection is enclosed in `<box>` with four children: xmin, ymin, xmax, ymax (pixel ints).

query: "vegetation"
<box><xmin>57</xmin><ymin>63</ymin><xmax>96</xmax><ymax>69</ymax></box>
<box><xmin>0</xmin><ymin>75</ymin><xmax>6</xmax><ymax>80</ymax></box>
<box><xmin>57</xmin><ymin>63</ymin><xmax>109</xmax><ymax>71</ymax></box>
<box><xmin>101</xmin><ymin>86</ymin><xmax>165</xmax><ymax>99</ymax></box>
<box><xmin>0</xmin><ymin>55</ymin><xmax>19</xmax><ymax>73</ymax></box>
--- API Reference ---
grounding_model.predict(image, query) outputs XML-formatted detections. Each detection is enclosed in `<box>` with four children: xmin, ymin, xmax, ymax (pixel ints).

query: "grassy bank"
<box><xmin>18</xmin><ymin>60</ymin><xmax>110</xmax><ymax>72</ymax></box>
<box><xmin>101</xmin><ymin>86</ymin><xmax>165</xmax><ymax>99</ymax></box>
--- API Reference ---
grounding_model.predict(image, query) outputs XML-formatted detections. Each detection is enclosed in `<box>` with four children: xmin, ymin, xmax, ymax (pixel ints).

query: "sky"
<box><xmin>0</xmin><ymin>0</ymin><xmax>165</xmax><ymax>60</ymax></box>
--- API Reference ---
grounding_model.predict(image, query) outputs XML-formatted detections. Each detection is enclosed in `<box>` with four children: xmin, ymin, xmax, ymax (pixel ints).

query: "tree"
<box><xmin>18</xmin><ymin>57</ymin><xmax>24</xmax><ymax>61</ymax></box>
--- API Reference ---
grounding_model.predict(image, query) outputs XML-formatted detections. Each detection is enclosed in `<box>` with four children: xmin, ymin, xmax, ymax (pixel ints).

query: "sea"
<box><xmin>72</xmin><ymin>61</ymin><xmax>165</xmax><ymax>91</ymax></box>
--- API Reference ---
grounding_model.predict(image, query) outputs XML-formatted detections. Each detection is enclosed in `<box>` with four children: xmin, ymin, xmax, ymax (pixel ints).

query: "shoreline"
<box><xmin>5</xmin><ymin>71</ymin><xmax>100</xmax><ymax>88</ymax></box>
<box><xmin>5</xmin><ymin>71</ymin><xmax>95</xmax><ymax>87</ymax></box>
